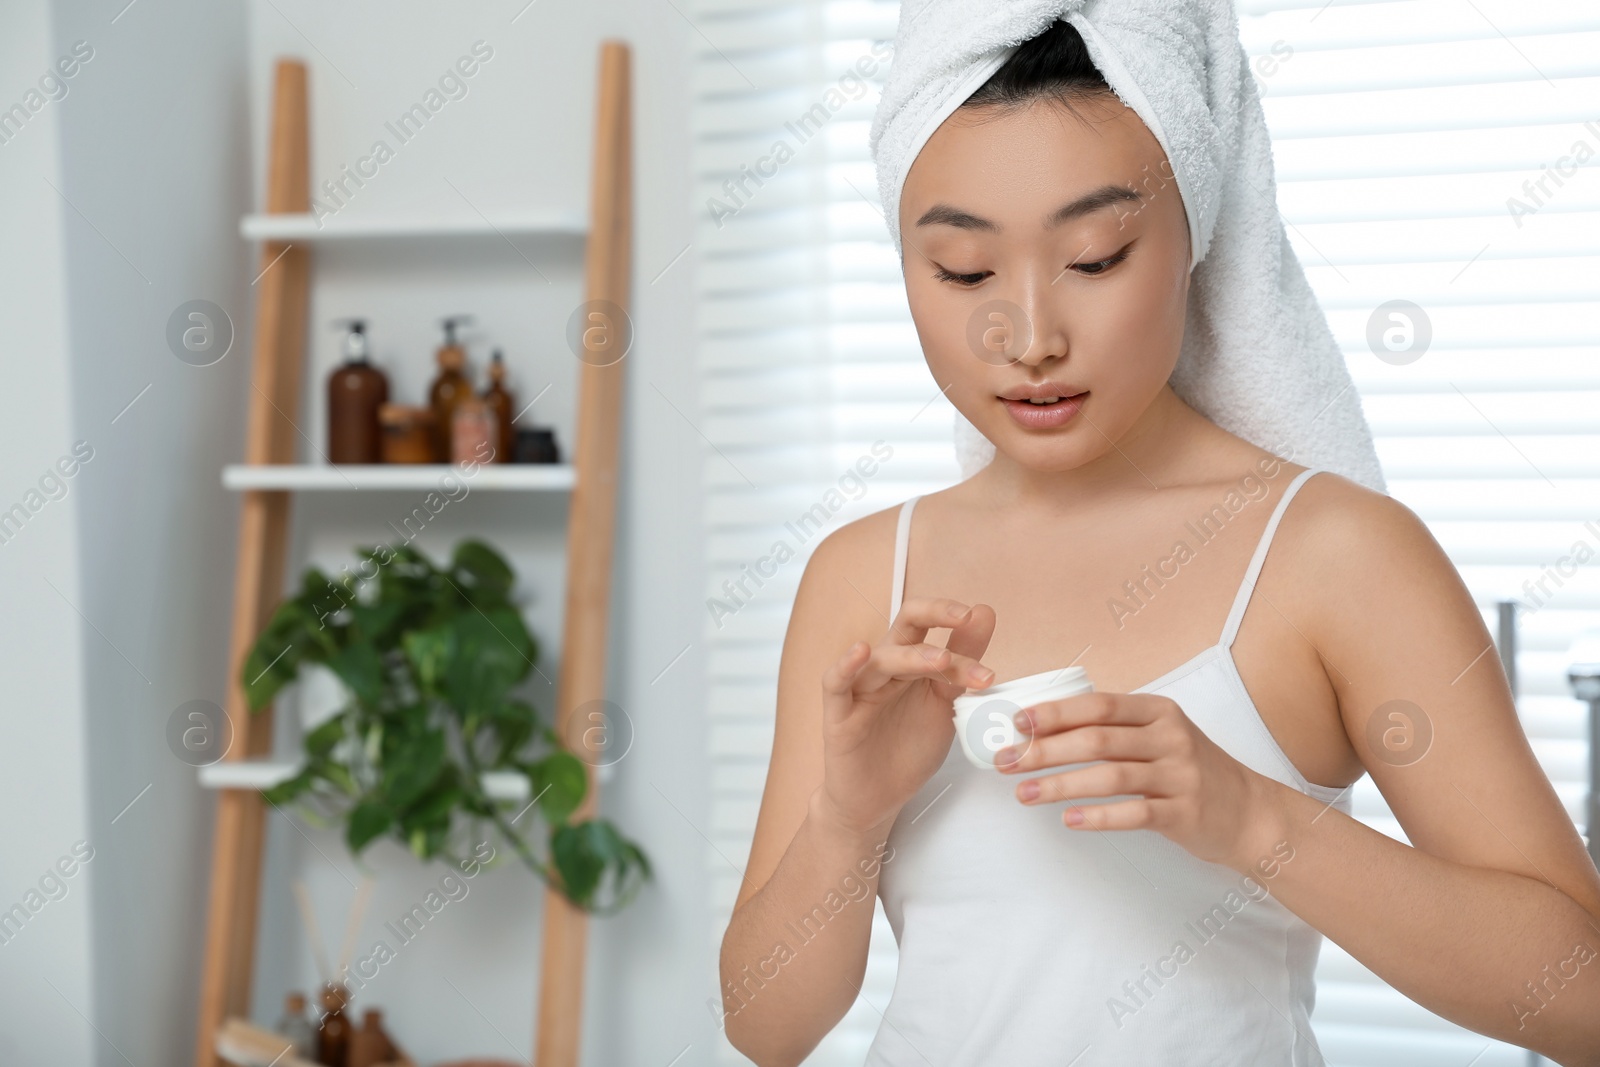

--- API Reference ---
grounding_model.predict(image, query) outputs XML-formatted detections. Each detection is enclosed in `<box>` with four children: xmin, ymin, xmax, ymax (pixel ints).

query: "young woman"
<box><xmin>718</xmin><ymin>19</ymin><xmax>1600</xmax><ymax>1067</ymax></box>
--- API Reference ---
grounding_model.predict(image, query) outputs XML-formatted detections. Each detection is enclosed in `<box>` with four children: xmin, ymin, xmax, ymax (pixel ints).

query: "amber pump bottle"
<box><xmin>327</xmin><ymin>320</ymin><xmax>389</xmax><ymax>464</ymax></box>
<box><xmin>427</xmin><ymin>315</ymin><xmax>474</xmax><ymax>461</ymax></box>
<box><xmin>482</xmin><ymin>348</ymin><xmax>515</xmax><ymax>463</ymax></box>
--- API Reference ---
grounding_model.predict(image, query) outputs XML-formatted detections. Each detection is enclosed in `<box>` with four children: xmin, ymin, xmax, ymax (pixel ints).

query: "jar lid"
<box><xmin>968</xmin><ymin>665</ymin><xmax>1087</xmax><ymax>699</ymax></box>
<box><xmin>379</xmin><ymin>403</ymin><xmax>435</xmax><ymax>426</ymax></box>
<box><xmin>951</xmin><ymin>665</ymin><xmax>1091</xmax><ymax>716</ymax></box>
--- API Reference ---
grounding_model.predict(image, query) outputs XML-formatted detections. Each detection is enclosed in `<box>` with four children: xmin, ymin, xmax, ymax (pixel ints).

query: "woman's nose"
<box><xmin>1012</xmin><ymin>291</ymin><xmax>1068</xmax><ymax>368</ymax></box>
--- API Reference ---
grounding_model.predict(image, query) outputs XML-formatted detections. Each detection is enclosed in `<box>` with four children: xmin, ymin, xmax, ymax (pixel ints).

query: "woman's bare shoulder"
<box><xmin>1286</xmin><ymin>470</ymin><xmax>1437</xmax><ymax>566</ymax></box>
<box><xmin>1269</xmin><ymin>469</ymin><xmax>1462</xmax><ymax>638</ymax></box>
<box><xmin>793</xmin><ymin>501</ymin><xmax>913</xmax><ymax>624</ymax></box>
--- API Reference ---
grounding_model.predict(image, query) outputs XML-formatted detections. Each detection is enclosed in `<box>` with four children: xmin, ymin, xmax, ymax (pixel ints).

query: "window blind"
<box><xmin>692</xmin><ymin>1</ymin><xmax>1600</xmax><ymax>1063</ymax></box>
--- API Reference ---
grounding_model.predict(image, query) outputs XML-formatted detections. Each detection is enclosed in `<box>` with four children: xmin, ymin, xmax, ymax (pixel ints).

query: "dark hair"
<box><xmin>961</xmin><ymin>20</ymin><xmax>1112</xmax><ymax>113</ymax></box>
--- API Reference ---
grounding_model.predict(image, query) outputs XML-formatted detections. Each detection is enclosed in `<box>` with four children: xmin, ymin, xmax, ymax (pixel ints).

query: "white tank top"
<box><xmin>866</xmin><ymin>467</ymin><xmax>1351</xmax><ymax>1066</ymax></box>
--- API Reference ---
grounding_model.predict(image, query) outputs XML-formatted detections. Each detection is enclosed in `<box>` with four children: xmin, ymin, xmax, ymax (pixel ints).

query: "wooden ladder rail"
<box><xmin>193</xmin><ymin>58</ymin><xmax>312</xmax><ymax>1067</ymax></box>
<box><xmin>534</xmin><ymin>39</ymin><xmax>632</xmax><ymax>1067</ymax></box>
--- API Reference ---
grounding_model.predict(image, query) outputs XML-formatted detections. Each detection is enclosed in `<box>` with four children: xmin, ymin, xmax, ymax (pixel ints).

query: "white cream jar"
<box><xmin>950</xmin><ymin>666</ymin><xmax>1094</xmax><ymax>770</ymax></box>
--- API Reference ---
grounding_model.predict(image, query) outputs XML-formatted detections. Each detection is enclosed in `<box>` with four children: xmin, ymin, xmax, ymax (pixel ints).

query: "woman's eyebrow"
<box><xmin>915</xmin><ymin>185</ymin><xmax>1143</xmax><ymax>232</ymax></box>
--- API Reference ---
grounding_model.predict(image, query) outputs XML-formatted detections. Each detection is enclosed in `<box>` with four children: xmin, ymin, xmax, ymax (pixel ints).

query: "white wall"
<box><xmin>48</xmin><ymin>0</ymin><xmax>255</xmax><ymax>1063</ymax></box>
<box><xmin>0</xmin><ymin>0</ymin><xmax>709</xmax><ymax>1062</ymax></box>
<box><xmin>0</xmin><ymin>1</ymin><xmax>97</xmax><ymax>1063</ymax></box>
<box><xmin>0</xmin><ymin>0</ymin><xmax>254</xmax><ymax>1063</ymax></box>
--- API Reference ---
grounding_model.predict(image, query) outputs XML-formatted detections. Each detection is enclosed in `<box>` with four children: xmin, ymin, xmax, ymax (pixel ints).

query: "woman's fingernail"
<box><xmin>994</xmin><ymin>746</ymin><xmax>1018</xmax><ymax>768</ymax></box>
<box><xmin>1018</xmin><ymin>779</ymin><xmax>1040</xmax><ymax>802</ymax></box>
<box><xmin>974</xmin><ymin>668</ymin><xmax>994</xmax><ymax>685</ymax></box>
<box><xmin>1065</xmin><ymin>807</ymin><xmax>1085</xmax><ymax>826</ymax></box>
<box><xmin>1013</xmin><ymin>709</ymin><xmax>1032</xmax><ymax>733</ymax></box>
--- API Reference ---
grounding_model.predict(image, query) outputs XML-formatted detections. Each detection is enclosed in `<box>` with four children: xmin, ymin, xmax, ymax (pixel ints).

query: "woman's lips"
<box><xmin>999</xmin><ymin>392</ymin><xmax>1087</xmax><ymax>429</ymax></box>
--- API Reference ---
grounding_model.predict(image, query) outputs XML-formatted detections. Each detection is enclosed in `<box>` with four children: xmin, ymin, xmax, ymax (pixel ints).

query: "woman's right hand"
<box><xmin>814</xmin><ymin>598</ymin><xmax>999</xmax><ymax>835</ymax></box>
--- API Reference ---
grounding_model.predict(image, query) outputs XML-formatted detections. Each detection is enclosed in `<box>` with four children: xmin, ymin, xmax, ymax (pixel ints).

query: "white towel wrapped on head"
<box><xmin>869</xmin><ymin>0</ymin><xmax>1387</xmax><ymax>493</ymax></box>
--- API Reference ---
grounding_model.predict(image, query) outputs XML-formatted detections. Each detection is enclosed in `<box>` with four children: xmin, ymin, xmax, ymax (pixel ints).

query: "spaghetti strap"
<box><xmin>1219</xmin><ymin>468</ymin><xmax>1322</xmax><ymax>648</ymax></box>
<box><xmin>888</xmin><ymin>496</ymin><xmax>922</xmax><ymax>621</ymax></box>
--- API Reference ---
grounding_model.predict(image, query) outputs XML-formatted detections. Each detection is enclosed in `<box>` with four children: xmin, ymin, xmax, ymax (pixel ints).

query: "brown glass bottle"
<box><xmin>316</xmin><ymin>981</ymin><xmax>351</xmax><ymax>1067</ymax></box>
<box><xmin>327</xmin><ymin>320</ymin><xmax>389</xmax><ymax>464</ymax></box>
<box><xmin>482</xmin><ymin>348</ymin><xmax>515</xmax><ymax>463</ymax></box>
<box><xmin>348</xmin><ymin>1007</ymin><xmax>399</xmax><ymax>1067</ymax></box>
<box><xmin>428</xmin><ymin>315</ymin><xmax>474</xmax><ymax>461</ymax></box>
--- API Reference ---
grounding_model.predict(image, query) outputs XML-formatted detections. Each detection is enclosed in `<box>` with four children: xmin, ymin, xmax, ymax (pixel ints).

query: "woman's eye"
<box><xmin>931</xmin><ymin>247</ymin><xmax>1128</xmax><ymax>285</ymax></box>
<box><xmin>1070</xmin><ymin>247</ymin><xmax>1132</xmax><ymax>276</ymax></box>
<box><xmin>933</xmin><ymin>267</ymin><xmax>991</xmax><ymax>287</ymax></box>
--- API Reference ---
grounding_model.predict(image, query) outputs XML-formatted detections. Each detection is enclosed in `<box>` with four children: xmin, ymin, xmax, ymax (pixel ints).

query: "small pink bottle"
<box><xmin>451</xmin><ymin>394</ymin><xmax>499</xmax><ymax>464</ymax></box>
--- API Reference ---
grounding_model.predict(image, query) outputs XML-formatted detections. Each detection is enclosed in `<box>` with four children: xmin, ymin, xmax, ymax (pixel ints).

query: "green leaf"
<box><xmin>315</xmin><ymin>761</ymin><xmax>357</xmax><ymax>797</ymax></box>
<box><xmin>261</xmin><ymin>768</ymin><xmax>314</xmax><ymax>807</ymax></box>
<box><xmin>487</xmin><ymin>699</ymin><xmax>537</xmax><ymax>764</ymax></box>
<box><xmin>551</xmin><ymin>822</ymin><xmax>607</xmax><ymax>907</ymax></box>
<box><xmin>401</xmin><ymin>626</ymin><xmax>450</xmax><ymax>695</ymax></box>
<box><xmin>530</xmin><ymin>752</ymin><xmax>587</xmax><ymax>825</ymax></box>
<box><xmin>403</xmin><ymin>783</ymin><xmax>461</xmax><ymax>828</ymax></box>
<box><xmin>325</xmin><ymin>641</ymin><xmax>387</xmax><ymax>709</ymax></box>
<box><xmin>382</xmin><ymin>729</ymin><xmax>446</xmax><ymax>811</ymax></box>
<box><xmin>452</xmin><ymin>540</ymin><xmax>515</xmax><ymax>598</ymax></box>
<box><xmin>240</xmin><ymin>602</ymin><xmax>322</xmax><ymax>710</ymax></box>
<box><xmin>346</xmin><ymin>801</ymin><xmax>393</xmax><ymax>853</ymax></box>
<box><xmin>442</xmin><ymin>607</ymin><xmax>534</xmax><ymax>713</ymax></box>
<box><xmin>304</xmin><ymin>714</ymin><xmax>347</xmax><ymax>758</ymax></box>
<box><xmin>407</xmin><ymin>821</ymin><xmax>448</xmax><ymax>859</ymax></box>
<box><xmin>550</xmin><ymin>819</ymin><xmax>652</xmax><ymax>912</ymax></box>
<box><xmin>348</xmin><ymin>598</ymin><xmax>404</xmax><ymax>645</ymax></box>
<box><xmin>403</xmin><ymin>609</ymin><xmax>533</xmax><ymax>718</ymax></box>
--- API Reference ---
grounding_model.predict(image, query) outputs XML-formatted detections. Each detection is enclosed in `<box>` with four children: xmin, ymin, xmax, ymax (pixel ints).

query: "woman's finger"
<box><xmin>821</xmin><ymin>640</ymin><xmax>873</xmax><ymax>715</ymax></box>
<box><xmin>1008</xmin><ymin>758</ymin><xmax>1160</xmax><ymax>808</ymax></box>
<box><xmin>1015</xmin><ymin>691</ymin><xmax>1167</xmax><ymax>738</ymax></box>
<box><xmin>855</xmin><ymin>642</ymin><xmax>989</xmax><ymax>692</ymax></box>
<box><xmin>996</xmin><ymin>723</ymin><xmax>1163</xmax><ymax>775</ymax></box>
<box><xmin>883</xmin><ymin>596</ymin><xmax>975</xmax><ymax>649</ymax></box>
<box><xmin>1061</xmin><ymin>796</ymin><xmax>1166</xmax><ymax>832</ymax></box>
<box><xmin>944</xmin><ymin>602</ymin><xmax>997</xmax><ymax>664</ymax></box>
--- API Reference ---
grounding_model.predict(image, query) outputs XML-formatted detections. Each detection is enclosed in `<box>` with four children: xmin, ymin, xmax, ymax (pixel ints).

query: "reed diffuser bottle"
<box><xmin>292</xmin><ymin>878</ymin><xmax>373</xmax><ymax>1067</ymax></box>
<box><xmin>316</xmin><ymin>981</ymin><xmax>352</xmax><ymax>1067</ymax></box>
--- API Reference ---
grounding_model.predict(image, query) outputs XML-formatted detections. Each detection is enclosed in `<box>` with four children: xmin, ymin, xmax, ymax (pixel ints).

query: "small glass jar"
<box><xmin>950</xmin><ymin>666</ymin><xmax>1093</xmax><ymax>769</ymax></box>
<box><xmin>378</xmin><ymin>404</ymin><xmax>437</xmax><ymax>464</ymax></box>
<box><xmin>512</xmin><ymin>427</ymin><xmax>561</xmax><ymax>464</ymax></box>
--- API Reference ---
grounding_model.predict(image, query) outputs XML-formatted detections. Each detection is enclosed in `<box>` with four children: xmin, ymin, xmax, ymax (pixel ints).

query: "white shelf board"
<box><xmin>199</xmin><ymin>760</ymin><xmax>531</xmax><ymax>802</ymax></box>
<box><xmin>198</xmin><ymin>760</ymin><xmax>299</xmax><ymax>790</ymax></box>
<box><xmin>239</xmin><ymin>212</ymin><xmax>587</xmax><ymax>242</ymax></box>
<box><xmin>222</xmin><ymin>464</ymin><xmax>575</xmax><ymax>492</ymax></box>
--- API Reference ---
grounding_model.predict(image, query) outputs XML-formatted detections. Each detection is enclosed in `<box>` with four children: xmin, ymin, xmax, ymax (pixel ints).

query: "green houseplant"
<box><xmin>241</xmin><ymin>539</ymin><xmax>650</xmax><ymax>914</ymax></box>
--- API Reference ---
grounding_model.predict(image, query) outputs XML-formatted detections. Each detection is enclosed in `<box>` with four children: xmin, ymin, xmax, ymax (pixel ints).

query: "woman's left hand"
<box><xmin>992</xmin><ymin>691</ymin><xmax>1282</xmax><ymax>870</ymax></box>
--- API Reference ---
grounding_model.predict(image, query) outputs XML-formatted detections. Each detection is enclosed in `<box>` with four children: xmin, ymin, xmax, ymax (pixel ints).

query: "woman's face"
<box><xmin>898</xmin><ymin>95</ymin><xmax>1192</xmax><ymax>474</ymax></box>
